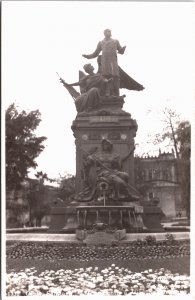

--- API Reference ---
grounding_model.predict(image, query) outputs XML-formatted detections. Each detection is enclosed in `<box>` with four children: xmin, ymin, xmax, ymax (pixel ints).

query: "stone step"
<box><xmin>6</xmin><ymin>231</ymin><xmax>190</xmax><ymax>243</ymax></box>
<box><xmin>171</xmin><ymin>217</ymin><xmax>188</xmax><ymax>222</ymax></box>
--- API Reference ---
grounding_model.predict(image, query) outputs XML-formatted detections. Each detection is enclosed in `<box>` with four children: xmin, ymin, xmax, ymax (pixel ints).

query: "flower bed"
<box><xmin>6</xmin><ymin>240</ymin><xmax>190</xmax><ymax>261</ymax></box>
<box><xmin>6</xmin><ymin>265</ymin><xmax>190</xmax><ymax>296</ymax></box>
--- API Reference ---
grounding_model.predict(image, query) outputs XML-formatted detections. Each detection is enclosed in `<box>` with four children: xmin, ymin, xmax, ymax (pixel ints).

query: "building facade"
<box><xmin>135</xmin><ymin>150</ymin><xmax>183</xmax><ymax>218</ymax></box>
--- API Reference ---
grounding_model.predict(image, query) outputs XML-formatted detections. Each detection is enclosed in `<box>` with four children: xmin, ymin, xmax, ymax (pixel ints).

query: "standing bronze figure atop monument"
<box><xmin>59</xmin><ymin>29</ymin><xmax>144</xmax><ymax>115</ymax></box>
<box><xmin>83</xmin><ymin>29</ymin><xmax>126</xmax><ymax>96</ymax></box>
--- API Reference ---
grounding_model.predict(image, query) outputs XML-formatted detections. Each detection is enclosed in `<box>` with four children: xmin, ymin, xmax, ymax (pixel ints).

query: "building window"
<box><xmin>148</xmin><ymin>169</ymin><xmax>153</xmax><ymax>180</ymax></box>
<box><xmin>153</xmin><ymin>168</ymin><xmax>160</xmax><ymax>179</ymax></box>
<box><xmin>141</xmin><ymin>170</ymin><xmax>146</xmax><ymax>181</ymax></box>
<box><xmin>149</xmin><ymin>192</ymin><xmax>154</xmax><ymax>200</ymax></box>
<box><xmin>162</xmin><ymin>168</ymin><xmax>170</xmax><ymax>181</ymax></box>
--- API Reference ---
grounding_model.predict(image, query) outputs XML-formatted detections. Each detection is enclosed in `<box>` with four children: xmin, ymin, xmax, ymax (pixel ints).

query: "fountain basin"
<box><xmin>49</xmin><ymin>204</ymin><xmax>146</xmax><ymax>234</ymax></box>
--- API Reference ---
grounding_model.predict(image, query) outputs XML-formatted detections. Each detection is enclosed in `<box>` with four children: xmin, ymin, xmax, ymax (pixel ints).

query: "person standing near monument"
<box><xmin>83</xmin><ymin>29</ymin><xmax>126</xmax><ymax>96</ymax></box>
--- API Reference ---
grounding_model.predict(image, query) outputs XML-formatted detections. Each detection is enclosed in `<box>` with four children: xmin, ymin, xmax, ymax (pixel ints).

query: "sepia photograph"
<box><xmin>2</xmin><ymin>0</ymin><xmax>194</xmax><ymax>298</ymax></box>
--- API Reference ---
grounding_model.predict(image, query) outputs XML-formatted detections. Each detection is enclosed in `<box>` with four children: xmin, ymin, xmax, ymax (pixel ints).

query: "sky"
<box><xmin>2</xmin><ymin>1</ymin><xmax>195</xmax><ymax>180</ymax></box>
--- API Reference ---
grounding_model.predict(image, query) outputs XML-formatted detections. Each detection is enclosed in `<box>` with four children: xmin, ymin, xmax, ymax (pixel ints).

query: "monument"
<box><xmin>50</xmin><ymin>29</ymin><xmax>164</xmax><ymax>242</ymax></box>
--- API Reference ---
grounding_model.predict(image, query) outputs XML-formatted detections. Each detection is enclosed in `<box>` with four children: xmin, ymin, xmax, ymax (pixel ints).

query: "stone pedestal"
<box><xmin>49</xmin><ymin>96</ymin><xmax>165</xmax><ymax>237</ymax></box>
<box><xmin>49</xmin><ymin>207</ymin><xmax>77</xmax><ymax>232</ymax></box>
<box><xmin>141</xmin><ymin>204</ymin><xmax>165</xmax><ymax>232</ymax></box>
<box><xmin>71</xmin><ymin>96</ymin><xmax>138</xmax><ymax>193</ymax></box>
<box><xmin>76</xmin><ymin>229</ymin><xmax>127</xmax><ymax>245</ymax></box>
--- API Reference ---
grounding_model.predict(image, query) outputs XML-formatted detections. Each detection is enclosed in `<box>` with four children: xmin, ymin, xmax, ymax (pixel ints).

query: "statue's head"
<box><xmin>104</xmin><ymin>29</ymin><xmax>112</xmax><ymax>38</ymax></box>
<box><xmin>101</xmin><ymin>138</ymin><xmax>113</xmax><ymax>152</ymax></box>
<box><xmin>83</xmin><ymin>63</ymin><xmax>94</xmax><ymax>74</ymax></box>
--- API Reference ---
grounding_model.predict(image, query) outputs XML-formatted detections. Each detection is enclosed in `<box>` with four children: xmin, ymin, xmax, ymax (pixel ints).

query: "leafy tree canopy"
<box><xmin>57</xmin><ymin>173</ymin><xmax>76</xmax><ymax>203</ymax></box>
<box><xmin>152</xmin><ymin>108</ymin><xmax>190</xmax><ymax>159</ymax></box>
<box><xmin>35</xmin><ymin>171</ymin><xmax>56</xmax><ymax>184</ymax></box>
<box><xmin>175</xmin><ymin>120</ymin><xmax>191</xmax><ymax>160</ymax></box>
<box><xmin>6</xmin><ymin>103</ymin><xmax>47</xmax><ymax>191</ymax></box>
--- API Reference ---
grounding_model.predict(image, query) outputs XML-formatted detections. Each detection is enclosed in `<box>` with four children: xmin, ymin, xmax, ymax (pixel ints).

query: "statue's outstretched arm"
<box><xmin>83</xmin><ymin>42</ymin><xmax>101</xmax><ymax>59</ymax></box>
<box><xmin>59</xmin><ymin>77</ymin><xmax>79</xmax><ymax>87</ymax></box>
<box><xmin>57</xmin><ymin>74</ymin><xmax>80</xmax><ymax>101</ymax></box>
<box><xmin>68</xmin><ymin>81</ymin><xmax>80</xmax><ymax>87</ymax></box>
<box><xmin>68</xmin><ymin>76</ymin><xmax>86</xmax><ymax>87</ymax></box>
<box><xmin>116</xmin><ymin>40</ymin><xmax>126</xmax><ymax>55</ymax></box>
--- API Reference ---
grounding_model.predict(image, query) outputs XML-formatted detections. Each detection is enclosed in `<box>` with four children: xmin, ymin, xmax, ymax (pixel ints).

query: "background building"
<box><xmin>135</xmin><ymin>150</ymin><xmax>183</xmax><ymax>218</ymax></box>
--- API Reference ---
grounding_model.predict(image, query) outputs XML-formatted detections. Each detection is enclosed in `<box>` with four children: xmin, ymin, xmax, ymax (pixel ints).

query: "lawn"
<box><xmin>7</xmin><ymin>255</ymin><xmax>190</xmax><ymax>275</ymax></box>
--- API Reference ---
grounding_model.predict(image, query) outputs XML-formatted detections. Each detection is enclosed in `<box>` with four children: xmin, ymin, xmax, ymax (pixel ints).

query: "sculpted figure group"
<box><xmin>74</xmin><ymin>139</ymin><xmax>139</xmax><ymax>202</ymax></box>
<box><xmin>60</xmin><ymin>29</ymin><xmax>144</xmax><ymax>113</ymax></box>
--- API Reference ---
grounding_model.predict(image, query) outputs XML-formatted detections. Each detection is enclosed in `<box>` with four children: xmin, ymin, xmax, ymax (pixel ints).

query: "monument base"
<box><xmin>76</xmin><ymin>228</ymin><xmax>126</xmax><ymax>244</ymax></box>
<box><xmin>49</xmin><ymin>203</ymin><xmax>149</xmax><ymax>234</ymax></box>
<box><xmin>74</xmin><ymin>204</ymin><xmax>145</xmax><ymax>231</ymax></box>
<box><xmin>142</xmin><ymin>206</ymin><xmax>165</xmax><ymax>232</ymax></box>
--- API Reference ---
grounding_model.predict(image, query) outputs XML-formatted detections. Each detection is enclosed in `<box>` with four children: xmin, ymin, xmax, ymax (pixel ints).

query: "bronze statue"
<box><xmin>58</xmin><ymin>29</ymin><xmax>144</xmax><ymax>112</ymax></box>
<box><xmin>97</xmin><ymin>55</ymin><xmax>144</xmax><ymax>93</ymax></box>
<box><xmin>59</xmin><ymin>64</ymin><xmax>111</xmax><ymax>112</ymax></box>
<box><xmin>74</xmin><ymin>139</ymin><xmax>140</xmax><ymax>202</ymax></box>
<box><xmin>83</xmin><ymin>29</ymin><xmax>126</xmax><ymax>96</ymax></box>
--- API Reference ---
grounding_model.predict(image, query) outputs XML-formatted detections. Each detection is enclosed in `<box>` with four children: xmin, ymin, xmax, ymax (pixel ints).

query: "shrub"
<box><xmin>165</xmin><ymin>233</ymin><xmax>175</xmax><ymax>245</ymax></box>
<box><xmin>135</xmin><ymin>238</ymin><xmax>143</xmax><ymax>246</ymax></box>
<box><xmin>144</xmin><ymin>235</ymin><xmax>157</xmax><ymax>245</ymax></box>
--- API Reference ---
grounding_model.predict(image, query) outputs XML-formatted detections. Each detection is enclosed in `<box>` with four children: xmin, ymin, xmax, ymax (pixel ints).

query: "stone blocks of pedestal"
<box><xmin>76</xmin><ymin>229</ymin><xmax>127</xmax><ymax>245</ymax></box>
<box><xmin>49</xmin><ymin>207</ymin><xmax>77</xmax><ymax>232</ymax></box>
<box><xmin>141</xmin><ymin>205</ymin><xmax>165</xmax><ymax>232</ymax></box>
<box><xmin>72</xmin><ymin>112</ymin><xmax>138</xmax><ymax>193</ymax></box>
